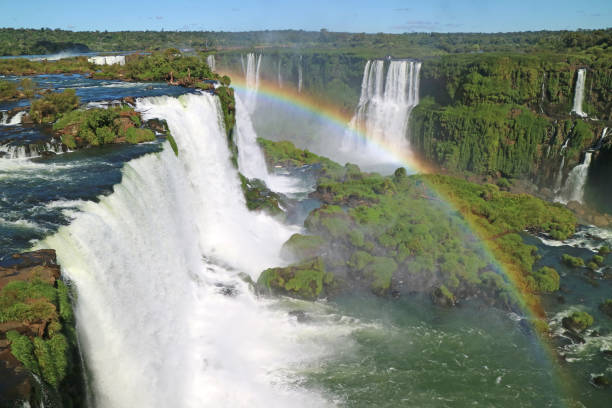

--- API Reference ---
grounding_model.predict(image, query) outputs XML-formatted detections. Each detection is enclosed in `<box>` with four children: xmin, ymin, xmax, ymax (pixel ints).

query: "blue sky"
<box><xmin>0</xmin><ymin>0</ymin><xmax>610</xmax><ymax>33</ymax></box>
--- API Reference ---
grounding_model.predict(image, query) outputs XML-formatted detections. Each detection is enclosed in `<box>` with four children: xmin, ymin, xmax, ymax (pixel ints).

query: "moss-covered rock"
<box><xmin>239</xmin><ymin>174</ymin><xmax>283</xmax><ymax>216</ymax></box>
<box><xmin>363</xmin><ymin>256</ymin><xmax>397</xmax><ymax>295</ymax></box>
<box><xmin>431</xmin><ymin>285</ymin><xmax>456</xmax><ymax>307</ymax></box>
<box><xmin>562</xmin><ymin>310</ymin><xmax>594</xmax><ymax>333</ymax></box>
<box><xmin>257</xmin><ymin>257</ymin><xmax>332</xmax><ymax>300</ymax></box>
<box><xmin>281</xmin><ymin>234</ymin><xmax>326</xmax><ymax>260</ymax></box>
<box><xmin>562</xmin><ymin>254</ymin><xmax>585</xmax><ymax>268</ymax></box>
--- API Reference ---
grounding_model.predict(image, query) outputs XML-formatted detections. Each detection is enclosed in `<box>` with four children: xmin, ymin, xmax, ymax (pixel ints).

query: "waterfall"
<box><xmin>557</xmin><ymin>152</ymin><xmax>593</xmax><ymax>204</ymax></box>
<box><xmin>596</xmin><ymin>127</ymin><xmax>608</xmax><ymax>150</ymax></box>
<box><xmin>571</xmin><ymin>68</ymin><xmax>587</xmax><ymax>117</ymax></box>
<box><xmin>244</xmin><ymin>53</ymin><xmax>262</xmax><ymax>114</ymax></box>
<box><xmin>235</xmin><ymin>95</ymin><xmax>304</xmax><ymax>194</ymax></box>
<box><xmin>343</xmin><ymin>59</ymin><xmax>421</xmax><ymax>153</ymax></box>
<box><xmin>0</xmin><ymin>142</ymin><xmax>65</xmax><ymax>159</ymax></box>
<box><xmin>277</xmin><ymin>59</ymin><xmax>283</xmax><ymax>88</ymax></box>
<box><xmin>297</xmin><ymin>56</ymin><xmax>303</xmax><ymax>93</ymax></box>
<box><xmin>0</xmin><ymin>111</ymin><xmax>25</xmax><ymax>126</ymax></box>
<box><xmin>39</xmin><ymin>93</ymin><xmax>338</xmax><ymax>408</ymax></box>
<box><xmin>206</xmin><ymin>55</ymin><xmax>216</xmax><ymax>72</ymax></box>
<box><xmin>87</xmin><ymin>55</ymin><xmax>125</xmax><ymax>66</ymax></box>
<box><xmin>554</xmin><ymin>156</ymin><xmax>565</xmax><ymax>191</ymax></box>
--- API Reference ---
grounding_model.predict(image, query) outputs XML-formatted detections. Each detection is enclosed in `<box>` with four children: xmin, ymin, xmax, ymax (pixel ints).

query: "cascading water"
<box><xmin>596</xmin><ymin>127</ymin><xmax>608</xmax><ymax>150</ymax></box>
<box><xmin>557</xmin><ymin>151</ymin><xmax>592</xmax><ymax>204</ymax></box>
<box><xmin>39</xmin><ymin>93</ymin><xmax>344</xmax><ymax>408</ymax></box>
<box><xmin>571</xmin><ymin>68</ymin><xmax>587</xmax><ymax>117</ymax></box>
<box><xmin>277</xmin><ymin>59</ymin><xmax>283</xmax><ymax>88</ymax></box>
<box><xmin>206</xmin><ymin>55</ymin><xmax>216</xmax><ymax>72</ymax></box>
<box><xmin>235</xmin><ymin>95</ymin><xmax>304</xmax><ymax>194</ymax></box>
<box><xmin>243</xmin><ymin>53</ymin><xmax>262</xmax><ymax>114</ymax></box>
<box><xmin>0</xmin><ymin>111</ymin><xmax>25</xmax><ymax>126</ymax></box>
<box><xmin>554</xmin><ymin>156</ymin><xmax>565</xmax><ymax>191</ymax></box>
<box><xmin>297</xmin><ymin>56</ymin><xmax>303</xmax><ymax>93</ymax></box>
<box><xmin>342</xmin><ymin>59</ymin><xmax>421</xmax><ymax>154</ymax></box>
<box><xmin>0</xmin><ymin>142</ymin><xmax>65</xmax><ymax>159</ymax></box>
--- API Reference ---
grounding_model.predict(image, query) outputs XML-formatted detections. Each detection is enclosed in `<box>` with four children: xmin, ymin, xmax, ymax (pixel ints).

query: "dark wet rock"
<box><xmin>431</xmin><ymin>285</ymin><xmax>456</xmax><ymax>307</ymax></box>
<box><xmin>599</xmin><ymin>299</ymin><xmax>612</xmax><ymax>318</ymax></box>
<box><xmin>288</xmin><ymin>310</ymin><xmax>310</xmax><ymax>323</ymax></box>
<box><xmin>145</xmin><ymin>118</ymin><xmax>169</xmax><ymax>134</ymax></box>
<box><xmin>562</xmin><ymin>330</ymin><xmax>586</xmax><ymax>344</ymax></box>
<box><xmin>592</xmin><ymin>374</ymin><xmax>610</xmax><ymax>388</ymax></box>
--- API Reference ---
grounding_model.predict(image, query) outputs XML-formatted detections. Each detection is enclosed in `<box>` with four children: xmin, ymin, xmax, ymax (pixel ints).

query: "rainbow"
<box><xmin>225</xmin><ymin>70</ymin><xmax>576</xmax><ymax>402</ymax></box>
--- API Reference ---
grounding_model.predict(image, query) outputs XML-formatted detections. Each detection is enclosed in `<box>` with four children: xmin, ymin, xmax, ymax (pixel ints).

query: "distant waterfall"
<box><xmin>0</xmin><ymin>142</ymin><xmax>65</xmax><ymax>159</ymax></box>
<box><xmin>554</xmin><ymin>156</ymin><xmax>566</xmax><ymax>191</ymax></box>
<box><xmin>571</xmin><ymin>68</ymin><xmax>587</xmax><ymax>117</ymax></box>
<box><xmin>297</xmin><ymin>56</ymin><xmax>303</xmax><ymax>93</ymax></box>
<box><xmin>277</xmin><ymin>59</ymin><xmax>283</xmax><ymax>88</ymax></box>
<box><xmin>206</xmin><ymin>55</ymin><xmax>216</xmax><ymax>71</ymax></box>
<box><xmin>41</xmin><ymin>93</ymin><xmax>336</xmax><ymax>407</ymax></box>
<box><xmin>596</xmin><ymin>127</ymin><xmax>608</xmax><ymax>149</ymax></box>
<box><xmin>557</xmin><ymin>152</ymin><xmax>593</xmax><ymax>204</ymax></box>
<box><xmin>244</xmin><ymin>53</ymin><xmax>262</xmax><ymax>113</ymax></box>
<box><xmin>87</xmin><ymin>55</ymin><xmax>125</xmax><ymax>66</ymax></box>
<box><xmin>0</xmin><ymin>111</ymin><xmax>25</xmax><ymax>126</ymax></box>
<box><xmin>235</xmin><ymin>95</ymin><xmax>303</xmax><ymax>194</ymax></box>
<box><xmin>343</xmin><ymin>59</ymin><xmax>421</xmax><ymax>153</ymax></box>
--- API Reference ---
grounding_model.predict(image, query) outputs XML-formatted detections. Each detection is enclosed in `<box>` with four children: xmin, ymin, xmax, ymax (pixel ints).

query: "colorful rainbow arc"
<box><xmin>224</xmin><ymin>71</ymin><xmax>576</xmax><ymax>403</ymax></box>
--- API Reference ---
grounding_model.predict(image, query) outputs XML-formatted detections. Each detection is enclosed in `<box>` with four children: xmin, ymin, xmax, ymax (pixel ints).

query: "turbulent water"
<box><xmin>2</xmin><ymin>73</ymin><xmax>611</xmax><ymax>408</ymax></box>
<box><xmin>557</xmin><ymin>151</ymin><xmax>593</xmax><ymax>204</ymax></box>
<box><xmin>242</xmin><ymin>53</ymin><xmax>262</xmax><ymax>113</ymax></box>
<box><xmin>39</xmin><ymin>93</ymin><xmax>351</xmax><ymax>407</ymax></box>
<box><xmin>342</xmin><ymin>59</ymin><xmax>421</xmax><ymax>157</ymax></box>
<box><xmin>235</xmin><ymin>95</ymin><xmax>306</xmax><ymax>194</ymax></box>
<box><xmin>571</xmin><ymin>68</ymin><xmax>587</xmax><ymax>117</ymax></box>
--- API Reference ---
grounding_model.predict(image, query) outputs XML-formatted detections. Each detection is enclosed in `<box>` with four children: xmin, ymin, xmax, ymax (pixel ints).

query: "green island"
<box><xmin>0</xmin><ymin>250</ymin><xmax>84</xmax><ymax>406</ymax></box>
<box><xmin>256</xmin><ymin>139</ymin><xmax>575</xmax><ymax>316</ymax></box>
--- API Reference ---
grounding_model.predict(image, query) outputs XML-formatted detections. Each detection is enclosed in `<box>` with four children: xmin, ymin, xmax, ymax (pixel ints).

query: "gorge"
<box><xmin>0</xmin><ymin>27</ymin><xmax>611</xmax><ymax>408</ymax></box>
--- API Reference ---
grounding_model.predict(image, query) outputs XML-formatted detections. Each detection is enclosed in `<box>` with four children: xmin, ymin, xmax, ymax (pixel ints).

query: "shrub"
<box><xmin>562</xmin><ymin>253</ymin><xmax>585</xmax><ymax>267</ymax></box>
<box><xmin>30</xmin><ymin>89</ymin><xmax>79</xmax><ymax>123</ymax></box>
<box><xmin>125</xmin><ymin>127</ymin><xmax>155</xmax><ymax>144</ymax></box>
<box><xmin>527</xmin><ymin>266</ymin><xmax>560</xmax><ymax>293</ymax></box>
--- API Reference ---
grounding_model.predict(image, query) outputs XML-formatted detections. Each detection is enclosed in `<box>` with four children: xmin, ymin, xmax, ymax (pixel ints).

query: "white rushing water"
<box><xmin>342</xmin><ymin>59</ymin><xmax>421</xmax><ymax>157</ymax></box>
<box><xmin>39</xmin><ymin>93</ymin><xmax>351</xmax><ymax>408</ymax></box>
<box><xmin>206</xmin><ymin>55</ymin><xmax>216</xmax><ymax>72</ymax></box>
<box><xmin>235</xmin><ymin>95</ymin><xmax>305</xmax><ymax>194</ymax></box>
<box><xmin>571</xmin><ymin>68</ymin><xmax>587</xmax><ymax>117</ymax></box>
<box><xmin>0</xmin><ymin>142</ymin><xmax>65</xmax><ymax>159</ymax></box>
<box><xmin>243</xmin><ymin>53</ymin><xmax>262</xmax><ymax>114</ymax></box>
<box><xmin>87</xmin><ymin>55</ymin><xmax>126</xmax><ymax>66</ymax></box>
<box><xmin>297</xmin><ymin>56</ymin><xmax>303</xmax><ymax>93</ymax></box>
<box><xmin>277</xmin><ymin>59</ymin><xmax>283</xmax><ymax>88</ymax></box>
<box><xmin>596</xmin><ymin>127</ymin><xmax>608</xmax><ymax>150</ymax></box>
<box><xmin>557</xmin><ymin>151</ymin><xmax>593</xmax><ymax>204</ymax></box>
<box><xmin>0</xmin><ymin>110</ymin><xmax>25</xmax><ymax>126</ymax></box>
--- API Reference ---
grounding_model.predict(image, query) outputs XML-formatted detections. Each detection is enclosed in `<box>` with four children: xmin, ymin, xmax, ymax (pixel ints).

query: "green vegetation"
<box><xmin>526</xmin><ymin>266</ymin><xmax>560</xmax><ymax>293</ymax></box>
<box><xmin>1</xmin><ymin>27</ymin><xmax>609</xmax><ymax>59</ymax></box>
<box><xmin>258</xmin><ymin>257</ymin><xmax>333</xmax><ymax>300</ymax></box>
<box><xmin>257</xmin><ymin>138</ymin><xmax>344</xmax><ymax>178</ymax></box>
<box><xmin>562</xmin><ymin>253</ymin><xmax>585</xmax><ymax>268</ymax></box>
<box><xmin>239</xmin><ymin>174</ymin><xmax>283</xmax><ymax>215</ymax></box>
<box><xmin>257</xmin><ymin>140</ymin><xmax>574</xmax><ymax>307</ymax></box>
<box><xmin>1</xmin><ymin>279</ymin><xmax>74</xmax><ymax>389</ymax></box>
<box><xmin>0</xmin><ymin>78</ymin><xmax>35</xmax><ymax>100</ymax></box>
<box><xmin>53</xmin><ymin>105</ymin><xmax>153</xmax><ymax>148</ymax></box>
<box><xmin>599</xmin><ymin>246</ymin><xmax>611</xmax><ymax>256</ymax></box>
<box><xmin>0</xmin><ymin>50</ymin><xmax>218</xmax><ymax>86</ymax></box>
<box><xmin>562</xmin><ymin>310</ymin><xmax>594</xmax><ymax>332</ymax></box>
<box><xmin>281</xmin><ymin>233</ymin><xmax>327</xmax><ymax>260</ymax></box>
<box><xmin>29</xmin><ymin>89</ymin><xmax>79</xmax><ymax>123</ymax></box>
